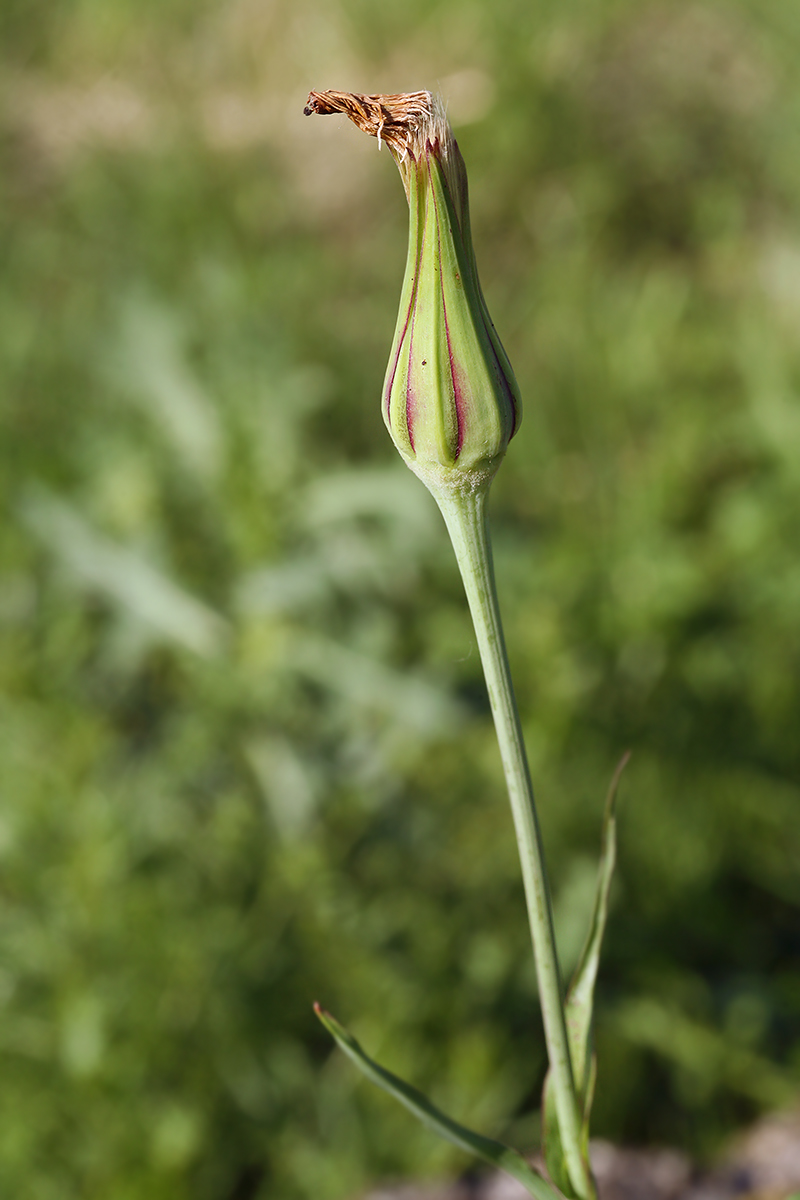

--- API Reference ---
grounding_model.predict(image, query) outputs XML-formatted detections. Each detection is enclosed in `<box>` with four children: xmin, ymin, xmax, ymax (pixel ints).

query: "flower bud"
<box><xmin>305</xmin><ymin>90</ymin><xmax>521</xmax><ymax>496</ymax></box>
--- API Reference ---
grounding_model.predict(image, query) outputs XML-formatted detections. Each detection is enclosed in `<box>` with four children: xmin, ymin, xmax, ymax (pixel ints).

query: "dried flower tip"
<box><xmin>304</xmin><ymin>89</ymin><xmax>445</xmax><ymax>160</ymax></box>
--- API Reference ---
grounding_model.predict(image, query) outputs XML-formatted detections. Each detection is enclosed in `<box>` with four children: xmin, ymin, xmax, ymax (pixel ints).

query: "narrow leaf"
<box><xmin>566</xmin><ymin>751</ymin><xmax>629</xmax><ymax>1107</ymax></box>
<box><xmin>314</xmin><ymin>1004</ymin><xmax>562</xmax><ymax>1200</ymax></box>
<box><xmin>542</xmin><ymin>753</ymin><xmax>630</xmax><ymax>1194</ymax></box>
<box><xmin>542</xmin><ymin>1072</ymin><xmax>577</xmax><ymax>1199</ymax></box>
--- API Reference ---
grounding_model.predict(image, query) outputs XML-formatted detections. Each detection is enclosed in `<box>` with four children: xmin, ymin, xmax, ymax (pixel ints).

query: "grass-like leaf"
<box><xmin>567</xmin><ymin>751</ymin><xmax>629</xmax><ymax>1101</ymax></box>
<box><xmin>543</xmin><ymin>752</ymin><xmax>630</xmax><ymax>1194</ymax></box>
<box><xmin>314</xmin><ymin>1004</ymin><xmax>562</xmax><ymax>1200</ymax></box>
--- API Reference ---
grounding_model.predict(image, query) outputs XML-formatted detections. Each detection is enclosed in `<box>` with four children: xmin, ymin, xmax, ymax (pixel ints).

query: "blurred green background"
<box><xmin>2</xmin><ymin>0</ymin><xmax>800</xmax><ymax>1196</ymax></box>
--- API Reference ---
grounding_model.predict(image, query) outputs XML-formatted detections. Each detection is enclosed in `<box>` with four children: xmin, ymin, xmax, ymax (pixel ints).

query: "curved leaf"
<box><xmin>542</xmin><ymin>752</ymin><xmax>630</xmax><ymax>1194</ymax></box>
<box><xmin>567</xmin><ymin>751</ymin><xmax>629</xmax><ymax>1104</ymax></box>
<box><xmin>314</xmin><ymin>1004</ymin><xmax>562</xmax><ymax>1200</ymax></box>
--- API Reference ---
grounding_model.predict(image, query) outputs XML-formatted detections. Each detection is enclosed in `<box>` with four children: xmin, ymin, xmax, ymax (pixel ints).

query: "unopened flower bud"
<box><xmin>305</xmin><ymin>90</ymin><xmax>521</xmax><ymax>497</ymax></box>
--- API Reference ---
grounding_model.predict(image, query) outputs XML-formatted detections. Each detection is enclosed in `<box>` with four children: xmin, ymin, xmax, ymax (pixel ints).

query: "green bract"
<box><xmin>305</xmin><ymin>90</ymin><xmax>521</xmax><ymax>496</ymax></box>
<box><xmin>384</xmin><ymin>117</ymin><xmax>521</xmax><ymax>495</ymax></box>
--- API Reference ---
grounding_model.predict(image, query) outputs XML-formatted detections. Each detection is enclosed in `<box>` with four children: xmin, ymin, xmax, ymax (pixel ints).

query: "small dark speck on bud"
<box><xmin>422</xmin><ymin>359</ymin><xmax>427</xmax><ymax>366</ymax></box>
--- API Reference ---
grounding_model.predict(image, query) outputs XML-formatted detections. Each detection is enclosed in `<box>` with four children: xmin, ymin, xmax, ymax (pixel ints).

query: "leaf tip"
<box><xmin>606</xmin><ymin>750</ymin><xmax>631</xmax><ymax>811</ymax></box>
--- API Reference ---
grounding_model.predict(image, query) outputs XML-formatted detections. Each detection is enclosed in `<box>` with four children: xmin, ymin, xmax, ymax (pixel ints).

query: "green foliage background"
<box><xmin>2</xmin><ymin>0</ymin><xmax>800</xmax><ymax>1196</ymax></box>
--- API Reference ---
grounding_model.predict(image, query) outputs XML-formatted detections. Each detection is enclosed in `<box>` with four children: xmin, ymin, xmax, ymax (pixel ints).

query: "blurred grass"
<box><xmin>2</xmin><ymin>0</ymin><xmax>800</xmax><ymax>1196</ymax></box>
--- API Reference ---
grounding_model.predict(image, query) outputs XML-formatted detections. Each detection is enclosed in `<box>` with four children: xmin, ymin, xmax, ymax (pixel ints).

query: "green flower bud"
<box><xmin>305</xmin><ymin>90</ymin><xmax>521</xmax><ymax>497</ymax></box>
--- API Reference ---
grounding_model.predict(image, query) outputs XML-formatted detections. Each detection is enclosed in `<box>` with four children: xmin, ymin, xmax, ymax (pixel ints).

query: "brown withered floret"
<box><xmin>304</xmin><ymin>89</ymin><xmax>435</xmax><ymax>157</ymax></box>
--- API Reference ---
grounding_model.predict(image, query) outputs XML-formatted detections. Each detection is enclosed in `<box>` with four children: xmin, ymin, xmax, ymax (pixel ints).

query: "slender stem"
<box><xmin>431</xmin><ymin>484</ymin><xmax>594</xmax><ymax>1200</ymax></box>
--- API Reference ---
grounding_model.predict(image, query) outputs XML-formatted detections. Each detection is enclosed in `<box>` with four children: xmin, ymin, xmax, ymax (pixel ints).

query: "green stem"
<box><xmin>431</xmin><ymin>483</ymin><xmax>594</xmax><ymax>1200</ymax></box>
